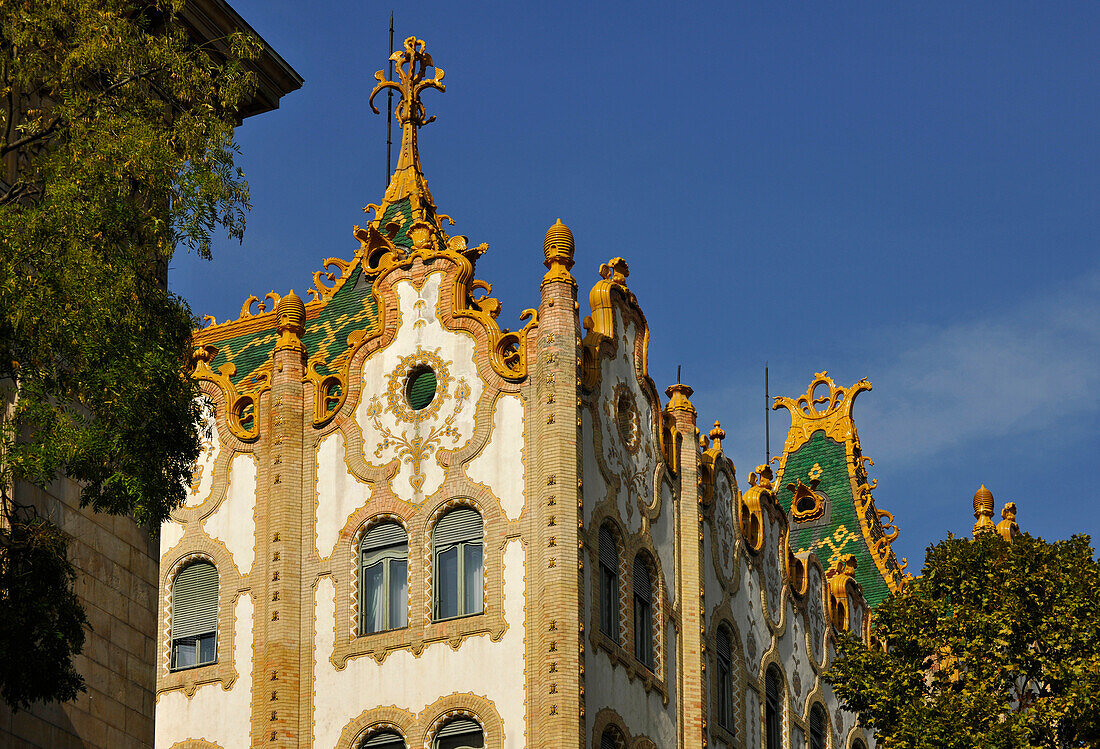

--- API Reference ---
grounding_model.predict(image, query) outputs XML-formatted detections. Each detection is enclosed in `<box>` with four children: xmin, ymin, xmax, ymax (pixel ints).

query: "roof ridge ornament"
<box><xmin>368</xmin><ymin>36</ymin><xmax>446</xmax><ymax>230</ymax></box>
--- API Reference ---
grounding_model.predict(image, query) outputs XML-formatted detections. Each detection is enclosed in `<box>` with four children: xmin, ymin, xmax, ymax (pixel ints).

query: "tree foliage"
<box><xmin>827</xmin><ymin>532</ymin><xmax>1100</xmax><ymax>749</ymax></box>
<box><xmin>0</xmin><ymin>0</ymin><xmax>260</xmax><ymax>707</ymax></box>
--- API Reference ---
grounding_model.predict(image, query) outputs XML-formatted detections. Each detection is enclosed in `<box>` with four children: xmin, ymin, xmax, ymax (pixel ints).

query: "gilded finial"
<box><xmin>996</xmin><ymin>501</ymin><xmax>1019</xmax><ymax>542</ymax></box>
<box><xmin>664</xmin><ymin>383</ymin><xmax>696</xmax><ymax>416</ymax></box>
<box><xmin>543</xmin><ymin>218</ymin><xmax>576</xmax><ymax>286</ymax></box>
<box><xmin>972</xmin><ymin>484</ymin><xmax>996</xmax><ymax>536</ymax></box>
<box><xmin>599</xmin><ymin>257</ymin><xmax>630</xmax><ymax>286</ymax></box>
<box><xmin>708</xmin><ymin>420</ymin><xmax>725</xmax><ymax>452</ymax></box>
<box><xmin>274</xmin><ymin>290</ymin><xmax>306</xmax><ymax>354</ymax></box>
<box><xmin>368</xmin><ymin>36</ymin><xmax>446</xmax><ymax>232</ymax></box>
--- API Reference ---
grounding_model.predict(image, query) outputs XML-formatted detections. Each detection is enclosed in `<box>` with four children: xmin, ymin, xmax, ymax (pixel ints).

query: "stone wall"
<box><xmin>1</xmin><ymin>477</ymin><xmax>158</xmax><ymax>749</ymax></box>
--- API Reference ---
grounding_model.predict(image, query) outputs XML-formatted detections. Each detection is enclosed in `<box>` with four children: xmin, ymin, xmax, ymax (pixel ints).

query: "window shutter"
<box><xmin>600</xmin><ymin>729</ymin><xmax>620</xmax><ymax>749</ymax></box>
<box><xmin>435</xmin><ymin>718</ymin><xmax>481</xmax><ymax>739</ymax></box>
<box><xmin>433</xmin><ymin>508</ymin><xmax>483</xmax><ymax>547</ymax></box>
<box><xmin>172</xmin><ymin>562</ymin><xmax>218</xmax><ymax>639</ymax></box>
<box><xmin>598</xmin><ymin>526</ymin><xmax>618</xmax><ymax>571</ymax></box>
<box><xmin>717</xmin><ymin>627</ymin><xmax>732</xmax><ymax>661</ymax></box>
<box><xmin>363</xmin><ymin>730</ymin><xmax>406</xmax><ymax>748</ymax></box>
<box><xmin>633</xmin><ymin>556</ymin><xmax>651</xmax><ymax>602</ymax></box>
<box><xmin>362</xmin><ymin>523</ymin><xmax>408</xmax><ymax>552</ymax></box>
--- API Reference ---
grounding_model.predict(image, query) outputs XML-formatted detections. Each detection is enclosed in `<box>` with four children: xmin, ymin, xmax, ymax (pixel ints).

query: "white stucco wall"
<box><xmin>202</xmin><ymin>452</ymin><xmax>257</xmax><ymax>575</ymax></box>
<box><xmin>313</xmin><ymin>539</ymin><xmax>527</xmax><ymax>748</ymax></box>
<box><xmin>315</xmin><ymin>431</ymin><xmax>372</xmax><ymax>558</ymax></box>
<box><xmin>154</xmin><ymin>592</ymin><xmax>254</xmax><ymax>749</ymax></box>
<box><xmin>466</xmin><ymin>393</ymin><xmax>526</xmax><ymax>521</ymax></box>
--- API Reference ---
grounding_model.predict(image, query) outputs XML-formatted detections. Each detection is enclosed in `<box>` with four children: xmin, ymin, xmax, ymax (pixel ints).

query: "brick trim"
<box><xmin>157</xmin><ymin>540</ymin><xmax>244</xmax><ymax>697</ymax></box>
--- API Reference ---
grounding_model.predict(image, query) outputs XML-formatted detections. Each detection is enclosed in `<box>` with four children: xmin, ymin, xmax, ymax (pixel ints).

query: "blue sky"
<box><xmin>171</xmin><ymin>1</ymin><xmax>1100</xmax><ymax>569</ymax></box>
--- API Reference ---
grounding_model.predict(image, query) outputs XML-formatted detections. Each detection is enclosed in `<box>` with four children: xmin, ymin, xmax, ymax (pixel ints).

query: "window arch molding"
<box><xmin>328</xmin><ymin>491</ymin><xmax>510</xmax><ymax>669</ymax></box>
<box><xmin>596</xmin><ymin>520</ymin><xmax>625</xmax><ymax>646</ymax></box>
<box><xmin>584</xmin><ymin>509</ymin><xmax>669</xmax><ymax>700</ymax></box>
<box><xmin>761</xmin><ymin>662</ymin><xmax>788</xmax><ymax>749</ymax></box>
<box><xmin>356</xmin><ymin>516</ymin><xmax>411</xmax><ymax>635</ymax></box>
<box><xmin>706</xmin><ymin>604</ymin><xmax>747</xmax><ymax>746</ymax></box>
<box><xmin>158</xmin><ymin>539</ymin><xmax>241</xmax><ymax>696</ymax></box>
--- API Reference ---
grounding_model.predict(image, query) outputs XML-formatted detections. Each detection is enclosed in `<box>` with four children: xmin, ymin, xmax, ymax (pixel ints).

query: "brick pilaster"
<box><xmin>253</xmin><ymin>293</ymin><xmax>308</xmax><ymax>749</ymax></box>
<box><xmin>528</xmin><ymin>221</ymin><xmax>584</xmax><ymax>748</ymax></box>
<box><xmin>666</xmin><ymin>384</ymin><xmax>705</xmax><ymax>749</ymax></box>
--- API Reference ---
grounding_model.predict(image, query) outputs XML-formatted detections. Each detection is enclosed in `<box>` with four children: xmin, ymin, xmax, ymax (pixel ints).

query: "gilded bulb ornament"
<box><xmin>972</xmin><ymin>484</ymin><xmax>996</xmax><ymax>536</ymax></box>
<box><xmin>542</xmin><ymin>218</ymin><xmax>576</xmax><ymax>286</ymax></box>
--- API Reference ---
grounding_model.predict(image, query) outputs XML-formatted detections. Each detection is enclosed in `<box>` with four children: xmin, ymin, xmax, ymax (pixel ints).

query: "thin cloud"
<box><xmin>858</xmin><ymin>268</ymin><xmax>1100</xmax><ymax>466</ymax></box>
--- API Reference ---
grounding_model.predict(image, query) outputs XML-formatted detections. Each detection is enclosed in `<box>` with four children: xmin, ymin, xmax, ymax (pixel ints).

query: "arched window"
<box><xmin>633</xmin><ymin>553</ymin><xmax>654</xmax><ymax>670</ymax></box>
<box><xmin>360</xmin><ymin>522</ymin><xmax>408</xmax><ymax>634</ymax></box>
<box><xmin>170</xmin><ymin>560</ymin><xmax>218</xmax><ymax>670</ymax></box>
<box><xmin>433</xmin><ymin>507</ymin><xmax>484</xmax><ymax>620</ymax></box>
<box><xmin>809</xmin><ymin>703</ymin><xmax>828</xmax><ymax>749</ymax></box>
<box><xmin>362</xmin><ymin>729</ymin><xmax>406</xmax><ymax>749</ymax></box>
<box><xmin>852</xmin><ymin>741</ymin><xmax>867</xmax><ymax>749</ymax></box>
<box><xmin>600</xmin><ymin>726</ymin><xmax>623</xmax><ymax>749</ymax></box>
<box><xmin>765</xmin><ymin>666</ymin><xmax>782</xmax><ymax>749</ymax></box>
<box><xmin>715</xmin><ymin>625</ymin><xmax>734</xmax><ymax>731</ymax></box>
<box><xmin>598</xmin><ymin>524</ymin><xmax>620</xmax><ymax>641</ymax></box>
<box><xmin>433</xmin><ymin>717</ymin><xmax>484</xmax><ymax>749</ymax></box>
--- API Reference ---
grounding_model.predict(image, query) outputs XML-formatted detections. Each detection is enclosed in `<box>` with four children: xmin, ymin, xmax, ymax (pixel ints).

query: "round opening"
<box><xmin>616</xmin><ymin>391</ymin><xmax>638</xmax><ymax>447</ymax></box>
<box><xmin>405</xmin><ymin>366</ymin><xmax>437</xmax><ymax>411</ymax></box>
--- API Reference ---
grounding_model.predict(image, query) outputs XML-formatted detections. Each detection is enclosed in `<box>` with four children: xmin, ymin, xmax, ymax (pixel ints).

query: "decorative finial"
<box><xmin>368</xmin><ymin>37</ymin><xmax>446</xmax><ymax>230</ymax></box>
<box><xmin>664</xmin><ymin>383</ymin><xmax>696</xmax><ymax>416</ymax></box>
<box><xmin>972</xmin><ymin>484</ymin><xmax>995</xmax><ymax>536</ymax></box>
<box><xmin>543</xmin><ymin>218</ymin><xmax>576</xmax><ymax>286</ymax></box>
<box><xmin>708</xmin><ymin>420</ymin><xmax>725</xmax><ymax>452</ymax></box>
<box><xmin>996</xmin><ymin>502</ymin><xmax>1019</xmax><ymax>542</ymax></box>
<box><xmin>274</xmin><ymin>290</ymin><xmax>306</xmax><ymax>354</ymax></box>
<box><xmin>599</xmin><ymin>257</ymin><xmax>630</xmax><ymax>286</ymax></box>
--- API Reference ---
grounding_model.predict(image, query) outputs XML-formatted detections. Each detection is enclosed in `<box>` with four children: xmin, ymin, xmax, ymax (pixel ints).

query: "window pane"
<box><xmin>363</xmin><ymin>562</ymin><xmax>385</xmax><ymax>633</ymax></box>
<box><xmin>463</xmin><ymin>543</ymin><xmax>483</xmax><ymax>615</ymax></box>
<box><xmin>600</xmin><ymin>565</ymin><xmax>619</xmax><ymax>639</ymax></box>
<box><xmin>437</xmin><ymin>546</ymin><xmax>459</xmax><ymax>619</ymax></box>
<box><xmin>173</xmin><ymin>638</ymin><xmax>197</xmax><ymax>670</ymax></box>
<box><xmin>436</xmin><ymin>729</ymin><xmax>484</xmax><ymax>749</ymax></box>
<box><xmin>198</xmin><ymin>633</ymin><xmax>217</xmax><ymax>666</ymax></box>
<box><xmin>635</xmin><ymin>598</ymin><xmax>652</xmax><ymax>668</ymax></box>
<box><xmin>390</xmin><ymin>558</ymin><xmax>408</xmax><ymax>629</ymax></box>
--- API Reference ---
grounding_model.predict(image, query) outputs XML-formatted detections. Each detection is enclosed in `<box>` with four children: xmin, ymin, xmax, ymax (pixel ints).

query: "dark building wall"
<box><xmin>0</xmin><ymin>478</ymin><xmax>160</xmax><ymax>749</ymax></box>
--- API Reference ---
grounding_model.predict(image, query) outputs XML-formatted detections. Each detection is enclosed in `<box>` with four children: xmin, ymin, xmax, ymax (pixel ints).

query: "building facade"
<box><xmin>156</xmin><ymin>37</ymin><xmax>900</xmax><ymax>749</ymax></box>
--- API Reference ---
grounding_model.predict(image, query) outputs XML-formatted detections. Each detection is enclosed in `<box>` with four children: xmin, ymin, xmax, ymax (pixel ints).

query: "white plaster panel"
<box><xmin>762</xmin><ymin>511</ymin><xmax>784</xmax><ymax>623</ymax></box>
<box><xmin>466</xmin><ymin>394</ymin><xmax>526</xmax><ymax>520</ymax></box>
<box><xmin>595</xmin><ymin>311</ymin><xmax>657</xmax><ymax>538</ymax></box>
<box><xmin>160</xmin><ymin>521</ymin><xmax>184</xmax><ymax>558</ymax></box>
<box><xmin>712</xmin><ymin>473</ymin><xmax>737</xmax><ymax>583</ymax></box>
<box><xmin>314</xmin><ymin>539</ymin><xmax>526</xmax><ymax>748</ymax></box>
<box><xmin>184</xmin><ymin>400</ymin><xmax>219</xmax><ymax>507</ymax></box>
<box><xmin>353</xmin><ymin>273</ymin><xmax>484</xmax><ymax>503</ymax></box>
<box><xmin>650</xmin><ymin>496</ymin><xmax>676</xmax><ymax>602</ymax></box>
<box><xmin>581</xmin><ymin>411</ymin><xmax>606</xmax><ymax>526</ymax></box>
<box><xmin>315</xmin><ymin>431</ymin><xmax>372</xmax><ymax>558</ymax></box>
<box><xmin>202</xmin><ymin>453</ymin><xmax>257</xmax><ymax>575</ymax></box>
<box><xmin>777</xmin><ymin>599</ymin><xmax>814</xmax><ymax>713</ymax></box>
<box><xmin>744</xmin><ymin>687</ymin><xmax>760</xmax><ymax>749</ymax></box>
<box><xmin>584</xmin><ymin>621</ymin><xmax>678</xmax><ymax>746</ymax></box>
<box><xmin>807</xmin><ymin>564</ymin><xmax>827</xmax><ymax>667</ymax></box>
<box><xmin>703</xmin><ymin>532</ymin><xmax>723</xmax><ymax>618</ymax></box>
<box><xmin>154</xmin><ymin>592</ymin><xmax>254</xmax><ymax>749</ymax></box>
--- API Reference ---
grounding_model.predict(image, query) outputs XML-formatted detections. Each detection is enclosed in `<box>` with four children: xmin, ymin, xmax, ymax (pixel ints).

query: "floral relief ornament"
<box><xmin>366</xmin><ymin>347</ymin><xmax>470</xmax><ymax>492</ymax></box>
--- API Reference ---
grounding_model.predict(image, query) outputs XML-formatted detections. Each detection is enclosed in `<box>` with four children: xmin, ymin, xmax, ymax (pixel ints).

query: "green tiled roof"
<box><xmin>204</xmin><ymin>263</ymin><xmax>380</xmax><ymax>391</ymax></box>
<box><xmin>775</xmin><ymin>430</ymin><xmax>894</xmax><ymax>608</ymax></box>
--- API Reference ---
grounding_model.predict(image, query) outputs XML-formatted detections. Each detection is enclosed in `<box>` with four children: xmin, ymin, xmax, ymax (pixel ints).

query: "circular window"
<box><xmin>405</xmin><ymin>366</ymin><xmax>437</xmax><ymax>411</ymax></box>
<box><xmin>614</xmin><ymin>387</ymin><xmax>640</xmax><ymax>451</ymax></box>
